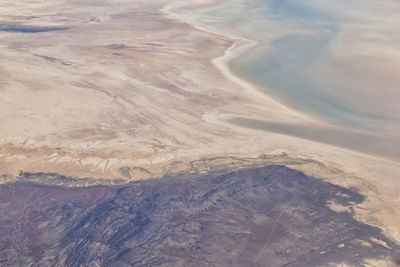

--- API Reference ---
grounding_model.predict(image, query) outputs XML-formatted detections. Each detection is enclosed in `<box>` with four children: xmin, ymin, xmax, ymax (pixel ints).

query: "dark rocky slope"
<box><xmin>0</xmin><ymin>166</ymin><xmax>398</xmax><ymax>266</ymax></box>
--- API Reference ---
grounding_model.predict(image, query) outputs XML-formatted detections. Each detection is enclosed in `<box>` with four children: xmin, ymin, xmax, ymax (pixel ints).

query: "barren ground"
<box><xmin>1</xmin><ymin>0</ymin><xmax>400</xmax><ymax>248</ymax></box>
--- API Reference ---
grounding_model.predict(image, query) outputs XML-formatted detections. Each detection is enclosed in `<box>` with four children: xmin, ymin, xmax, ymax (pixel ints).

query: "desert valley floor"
<box><xmin>0</xmin><ymin>0</ymin><xmax>400</xmax><ymax>266</ymax></box>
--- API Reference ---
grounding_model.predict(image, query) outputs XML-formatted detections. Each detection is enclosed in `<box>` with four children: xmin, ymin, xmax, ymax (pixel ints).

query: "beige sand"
<box><xmin>0</xmin><ymin>0</ymin><xmax>400</xmax><ymax>245</ymax></box>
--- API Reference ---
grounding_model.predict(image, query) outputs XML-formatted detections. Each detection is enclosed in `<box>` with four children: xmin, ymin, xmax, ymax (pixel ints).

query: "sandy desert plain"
<box><xmin>0</xmin><ymin>0</ymin><xmax>400</xmax><ymax>266</ymax></box>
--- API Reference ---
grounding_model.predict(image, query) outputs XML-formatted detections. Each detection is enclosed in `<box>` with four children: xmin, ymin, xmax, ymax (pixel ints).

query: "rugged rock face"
<box><xmin>0</xmin><ymin>166</ymin><xmax>399</xmax><ymax>266</ymax></box>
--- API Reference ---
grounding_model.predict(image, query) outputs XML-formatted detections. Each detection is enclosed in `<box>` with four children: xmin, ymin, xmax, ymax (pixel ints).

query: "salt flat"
<box><xmin>1</xmin><ymin>0</ymin><xmax>400</xmax><ymax>250</ymax></box>
<box><xmin>0</xmin><ymin>0</ymin><xmax>306</xmax><ymax>180</ymax></box>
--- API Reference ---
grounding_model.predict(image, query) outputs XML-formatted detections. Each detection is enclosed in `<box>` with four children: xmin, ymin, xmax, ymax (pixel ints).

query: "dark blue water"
<box><xmin>0</xmin><ymin>25</ymin><xmax>67</xmax><ymax>33</ymax></box>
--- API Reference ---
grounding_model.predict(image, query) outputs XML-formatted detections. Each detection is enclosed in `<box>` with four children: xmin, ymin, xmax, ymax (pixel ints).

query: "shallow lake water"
<box><xmin>193</xmin><ymin>0</ymin><xmax>400</xmax><ymax>161</ymax></box>
<box><xmin>0</xmin><ymin>25</ymin><xmax>66</xmax><ymax>33</ymax></box>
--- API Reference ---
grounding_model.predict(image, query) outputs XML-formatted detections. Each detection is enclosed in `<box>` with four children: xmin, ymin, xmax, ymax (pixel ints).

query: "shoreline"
<box><xmin>161</xmin><ymin>1</ymin><xmax>314</xmax><ymax>122</ymax></box>
<box><xmin>161</xmin><ymin>1</ymin><xmax>400</xmax><ymax>244</ymax></box>
<box><xmin>1</xmin><ymin>0</ymin><xmax>400</xmax><ymax>244</ymax></box>
<box><xmin>163</xmin><ymin>1</ymin><xmax>400</xmax><ymax>165</ymax></box>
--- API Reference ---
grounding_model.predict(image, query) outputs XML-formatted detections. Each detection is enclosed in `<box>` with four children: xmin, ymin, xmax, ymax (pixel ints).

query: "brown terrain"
<box><xmin>0</xmin><ymin>0</ymin><xmax>400</xmax><ymax>265</ymax></box>
<box><xmin>1</xmin><ymin>166</ymin><xmax>400</xmax><ymax>266</ymax></box>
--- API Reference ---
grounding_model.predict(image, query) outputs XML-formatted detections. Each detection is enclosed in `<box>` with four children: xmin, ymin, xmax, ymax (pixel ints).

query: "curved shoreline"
<box><xmin>161</xmin><ymin>1</ymin><xmax>400</xmax><ymax>244</ymax></box>
<box><xmin>161</xmin><ymin>1</ymin><xmax>315</xmax><ymax>122</ymax></box>
<box><xmin>1</xmin><ymin>0</ymin><xmax>400</xmax><ymax>245</ymax></box>
<box><xmin>161</xmin><ymin>1</ymin><xmax>400</xmax><ymax>165</ymax></box>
